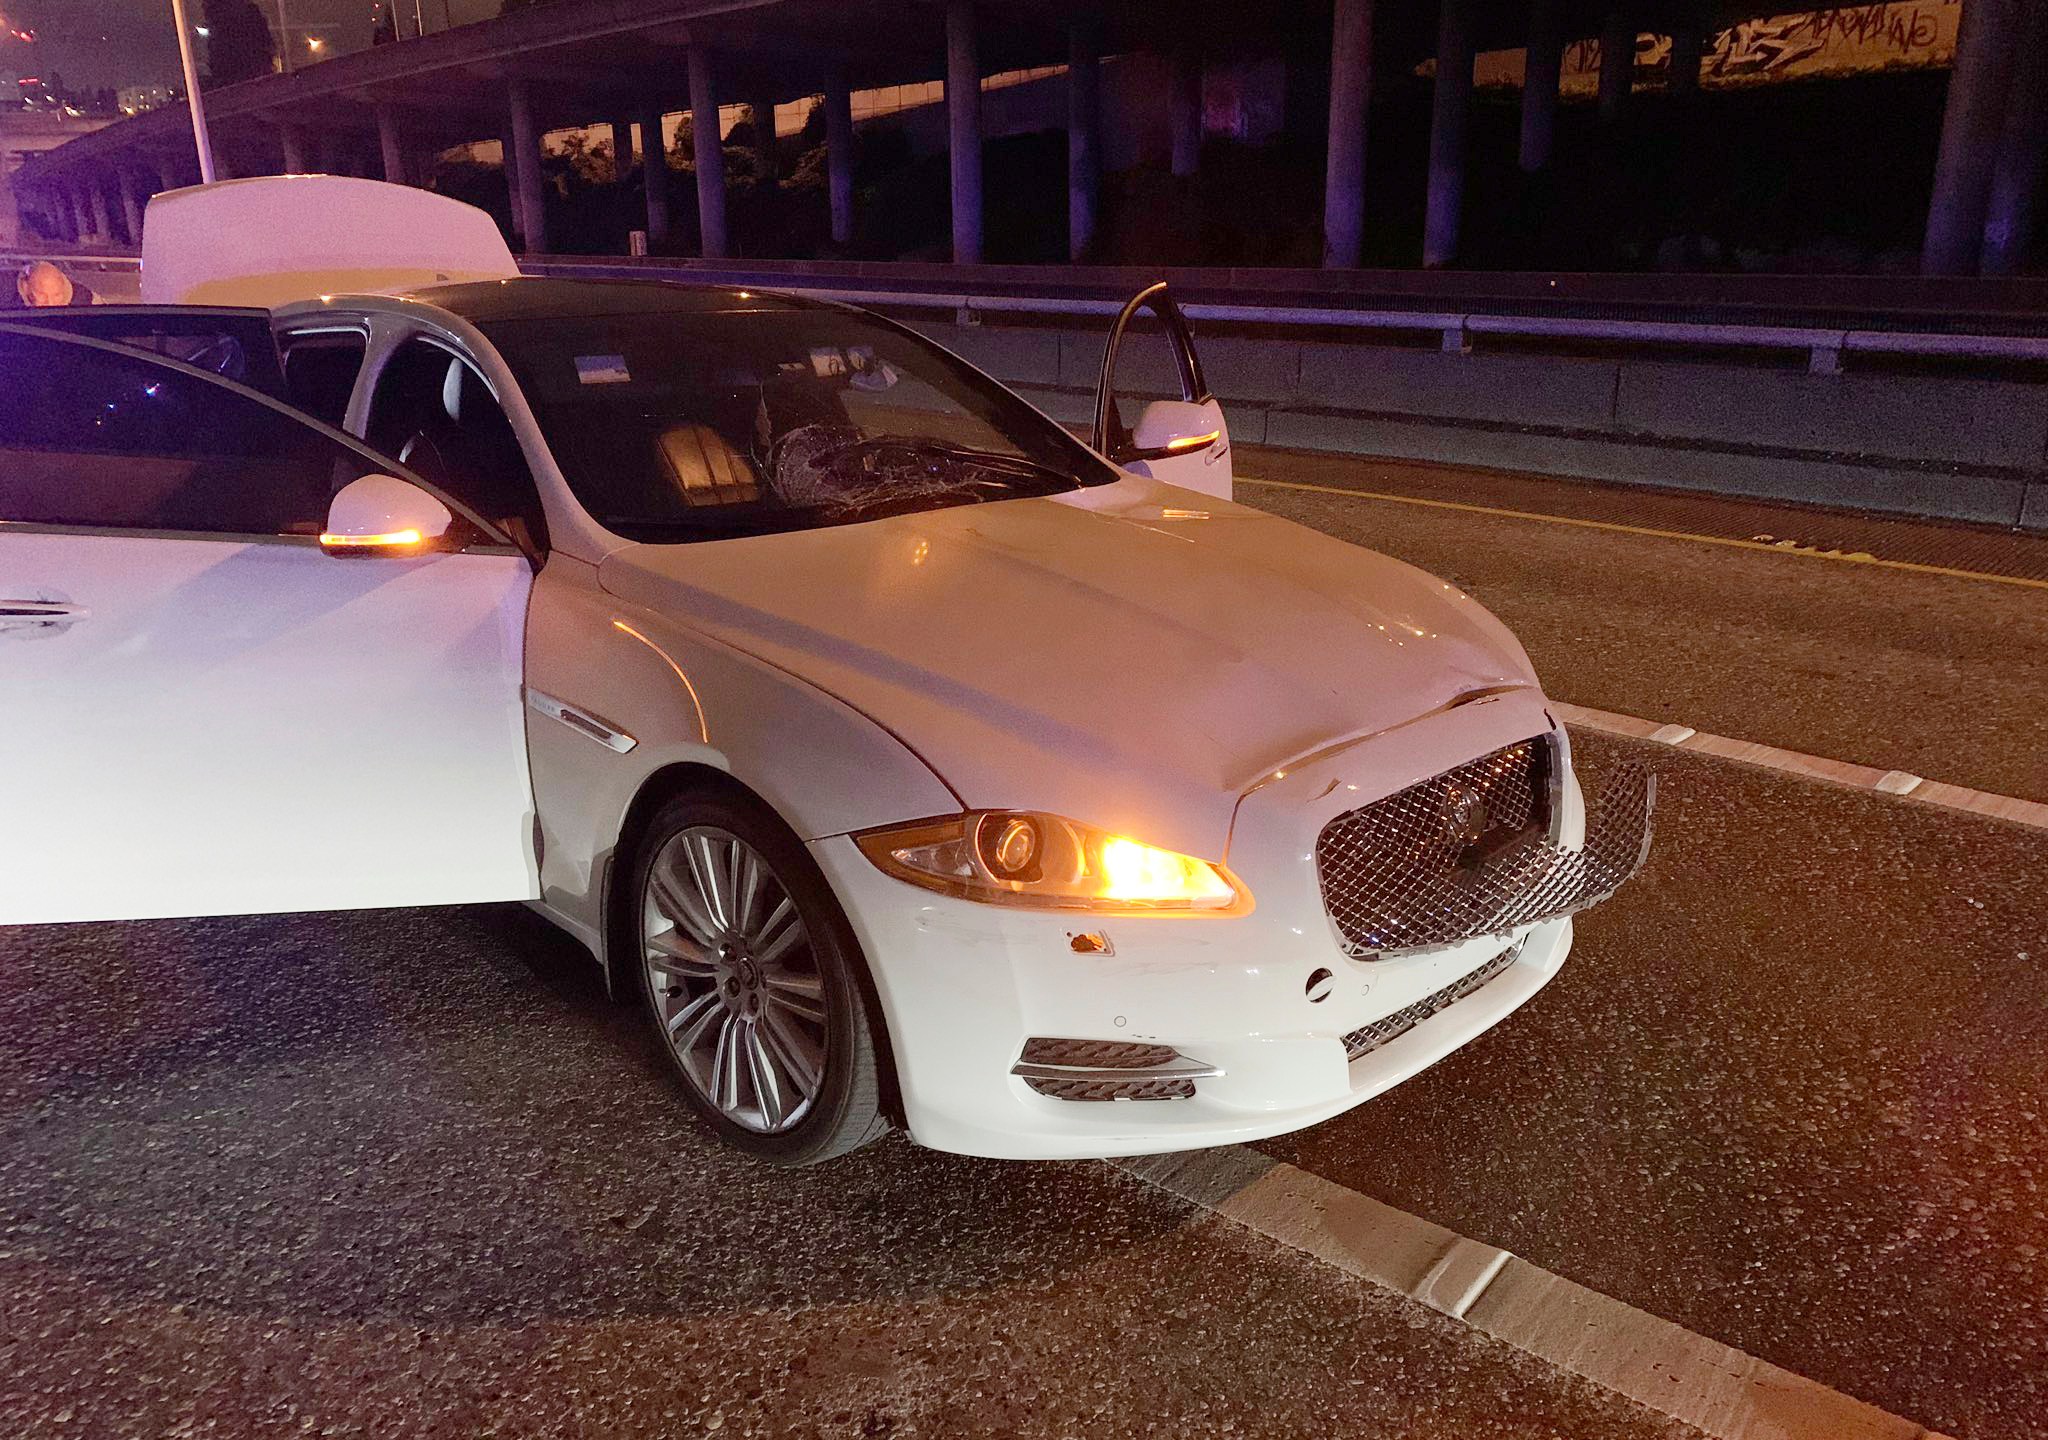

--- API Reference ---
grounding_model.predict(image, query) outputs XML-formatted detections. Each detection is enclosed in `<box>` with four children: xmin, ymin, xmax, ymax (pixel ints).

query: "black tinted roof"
<box><xmin>406</xmin><ymin>277</ymin><xmax>829</xmax><ymax>326</ymax></box>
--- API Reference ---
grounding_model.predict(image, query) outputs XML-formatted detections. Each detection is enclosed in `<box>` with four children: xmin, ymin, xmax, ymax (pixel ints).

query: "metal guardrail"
<box><xmin>26</xmin><ymin>250</ymin><xmax>2048</xmax><ymax>376</ymax></box>
<box><xmin>523</xmin><ymin>260</ymin><xmax>2048</xmax><ymax>377</ymax></box>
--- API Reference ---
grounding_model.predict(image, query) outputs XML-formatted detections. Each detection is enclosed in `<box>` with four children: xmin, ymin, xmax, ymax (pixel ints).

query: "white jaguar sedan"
<box><xmin>0</xmin><ymin>179</ymin><xmax>1649</xmax><ymax>1165</ymax></box>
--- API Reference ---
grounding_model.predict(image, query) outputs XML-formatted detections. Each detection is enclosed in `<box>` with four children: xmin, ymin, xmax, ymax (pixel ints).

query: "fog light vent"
<box><xmin>1012</xmin><ymin>1037</ymin><xmax>1221</xmax><ymax>1102</ymax></box>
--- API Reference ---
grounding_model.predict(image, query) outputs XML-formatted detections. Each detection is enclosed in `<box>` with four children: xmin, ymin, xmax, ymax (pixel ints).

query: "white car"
<box><xmin>0</xmin><ymin>179</ymin><xmax>1650</xmax><ymax>1165</ymax></box>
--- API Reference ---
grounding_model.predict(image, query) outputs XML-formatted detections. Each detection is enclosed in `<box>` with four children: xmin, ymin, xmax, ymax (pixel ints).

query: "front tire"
<box><xmin>628</xmin><ymin>788</ymin><xmax>889</xmax><ymax>1166</ymax></box>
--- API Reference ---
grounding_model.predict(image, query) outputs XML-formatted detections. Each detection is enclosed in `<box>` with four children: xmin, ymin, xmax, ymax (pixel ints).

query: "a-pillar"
<box><xmin>687</xmin><ymin>46</ymin><xmax>729</xmax><ymax>259</ymax></box>
<box><xmin>1321</xmin><ymin>0</ymin><xmax>1373</xmax><ymax>267</ymax></box>
<box><xmin>638</xmin><ymin>96</ymin><xmax>671</xmax><ymax>244</ymax></box>
<box><xmin>1423</xmin><ymin>0</ymin><xmax>1474</xmax><ymax>268</ymax></box>
<box><xmin>1520</xmin><ymin>0</ymin><xmax>1562</xmax><ymax>171</ymax></box>
<box><xmin>280</xmin><ymin>123</ymin><xmax>310</xmax><ymax>173</ymax></box>
<box><xmin>824</xmin><ymin>71</ymin><xmax>855</xmax><ymax>247</ymax></box>
<box><xmin>1980</xmin><ymin>0</ymin><xmax>2048</xmax><ymax>275</ymax></box>
<box><xmin>1169</xmin><ymin>42</ymin><xmax>1201</xmax><ymax>177</ymax></box>
<box><xmin>749</xmin><ymin>92</ymin><xmax>778</xmax><ymax>186</ymax></box>
<box><xmin>376</xmin><ymin>105</ymin><xmax>407</xmax><ymax>184</ymax></box>
<box><xmin>116</xmin><ymin>166</ymin><xmax>143</xmax><ymax>245</ymax></box>
<box><xmin>507</xmin><ymin>78</ymin><xmax>549</xmax><ymax>253</ymax></box>
<box><xmin>1598</xmin><ymin>6</ymin><xmax>1634</xmax><ymax>123</ymax></box>
<box><xmin>1068</xmin><ymin>19</ymin><xmax>1101</xmax><ymax>261</ymax></box>
<box><xmin>1924</xmin><ymin>0</ymin><xmax>2025</xmax><ymax>274</ymax></box>
<box><xmin>946</xmin><ymin>1</ymin><xmax>983</xmax><ymax>262</ymax></box>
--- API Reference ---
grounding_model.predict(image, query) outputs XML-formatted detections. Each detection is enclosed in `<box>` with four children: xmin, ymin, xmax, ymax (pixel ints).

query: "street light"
<box><xmin>168</xmin><ymin>0</ymin><xmax>216</xmax><ymax>182</ymax></box>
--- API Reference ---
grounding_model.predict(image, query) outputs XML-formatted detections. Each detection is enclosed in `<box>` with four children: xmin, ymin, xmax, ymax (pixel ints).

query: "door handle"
<box><xmin>0</xmin><ymin>596</ymin><xmax>89</xmax><ymax>638</ymax></box>
<box><xmin>0</xmin><ymin>600</ymin><xmax>89</xmax><ymax>619</ymax></box>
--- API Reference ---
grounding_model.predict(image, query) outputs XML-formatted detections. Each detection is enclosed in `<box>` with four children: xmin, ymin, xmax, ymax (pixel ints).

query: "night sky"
<box><xmin>2</xmin><ymin>0</ymin><xmax>505</xmax><ymax>91</ymax></box>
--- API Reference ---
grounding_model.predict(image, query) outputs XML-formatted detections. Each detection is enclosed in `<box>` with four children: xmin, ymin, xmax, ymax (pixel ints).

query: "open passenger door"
<box><xmin>1092</xmin><ymin>282</ymin><xmax>1233</xmax><ymax>501</ymax></box>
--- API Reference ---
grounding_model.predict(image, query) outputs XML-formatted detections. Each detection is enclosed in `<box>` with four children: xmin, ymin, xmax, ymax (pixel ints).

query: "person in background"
<box><xmin>16</xmin><ymin>261</ymin><xmax>95</xmax><ymax>308</ymax></box>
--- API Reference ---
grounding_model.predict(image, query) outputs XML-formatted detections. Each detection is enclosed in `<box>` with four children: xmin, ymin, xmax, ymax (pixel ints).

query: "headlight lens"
<box><xmin>855</xmin><ymin>811</ymin><xmax>1248</xmax><ymax>914</ymax></box>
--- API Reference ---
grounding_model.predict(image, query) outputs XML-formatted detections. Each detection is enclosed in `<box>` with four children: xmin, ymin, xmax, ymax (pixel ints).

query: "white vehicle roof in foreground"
<box><xmin>140</xmin><ymin>175</ymin><xmax>518</xmax><ymax>308</ymax></box>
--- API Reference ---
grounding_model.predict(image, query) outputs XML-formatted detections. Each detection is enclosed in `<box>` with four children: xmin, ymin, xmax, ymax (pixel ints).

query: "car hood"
<box><xmin>597</xmin><ymin>477</ymin><xmax>1540</xmax><ymax>861</ymax></box>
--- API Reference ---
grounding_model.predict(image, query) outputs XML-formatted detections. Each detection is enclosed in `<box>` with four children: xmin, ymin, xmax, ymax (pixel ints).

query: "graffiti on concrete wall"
<box><xmin>1448</xmin><ymin>0</ymin><xmax>1960</xmax><ymax>95</ymax></box>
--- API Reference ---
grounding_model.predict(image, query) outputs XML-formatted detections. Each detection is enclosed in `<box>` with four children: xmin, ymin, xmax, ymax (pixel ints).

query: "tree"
<box><xmin>202</xmin><ymin>0</ymin><xmax>277</xmax><ymax>87</ymax></box>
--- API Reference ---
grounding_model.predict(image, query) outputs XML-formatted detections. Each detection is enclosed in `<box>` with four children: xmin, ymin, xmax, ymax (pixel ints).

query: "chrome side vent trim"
<box><xmin>1013</xmin><ymin>1037</ymin><xmax>1221</xmax><ymax>1102</ymax></box>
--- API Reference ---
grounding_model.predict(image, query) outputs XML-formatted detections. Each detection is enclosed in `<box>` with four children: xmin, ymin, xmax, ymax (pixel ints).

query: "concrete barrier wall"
<box><xmin>909</xmin><ymin>316</ymin><xmax>2048</xmax><ymax>530</ymax></box>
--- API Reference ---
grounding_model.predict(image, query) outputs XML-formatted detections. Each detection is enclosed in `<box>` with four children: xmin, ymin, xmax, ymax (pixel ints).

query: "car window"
<box><xmin>282</xmin><ymin>331</ymin><xmax>369</xmax><ymax>429</ymax></box>
<box><xmin>364</xmin><ymin>336</ymin><xmax>549</xmax><ymax>551</ymax></box>
<box><xmin>0</xmin><ymin>306</ymin><xmax>286</xmax><ymax>396</ymax></box>
<box><xmin>0</xmin><ymin>327</ymin><xmax>379</xmax><ymax>537</ymax></box>
<box><xmin>479</xmin><ymin>305</ymin><xmax>1118</xmax><ymax>543</ymax></box>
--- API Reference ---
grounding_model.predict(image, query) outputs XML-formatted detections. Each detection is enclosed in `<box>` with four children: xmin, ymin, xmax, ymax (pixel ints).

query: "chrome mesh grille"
<box><xmin>1024</xmin><ymin>1074</ymin><xmax>1198</xmax><ymax>1102</ymax></box>
<box><xmin>1014</xmin><ymin>1037</ymin><xmax>1205</xmax><ymax>1102</ymax></box>
<box><xmin>1342</xmin><ymin>943</ymin><xmax>1521</xmax><ymax>1062</ymax></box>
<box><xmin>1317</xmin><ymin>740</ymin><xmax>1655</xmax><ymax>958</ymax></box>
<box><xmin>1018</xmin><ymin>1038</ymin><xmax>1180</xmax><ymax>1070</ymax></box>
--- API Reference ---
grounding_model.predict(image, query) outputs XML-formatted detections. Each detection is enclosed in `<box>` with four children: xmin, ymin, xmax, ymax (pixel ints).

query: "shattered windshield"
<box><xmin>480</xmin><ymin>303</ymin><xmax>1118</xmax><ymax>542</ymax></box>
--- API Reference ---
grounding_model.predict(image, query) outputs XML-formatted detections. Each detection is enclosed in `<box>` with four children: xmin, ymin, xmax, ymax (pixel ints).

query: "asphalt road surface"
<box><xmin>4</xmin><ymin>454</ymin><xmax>2042</xmax><ymax>1438</ymax></box>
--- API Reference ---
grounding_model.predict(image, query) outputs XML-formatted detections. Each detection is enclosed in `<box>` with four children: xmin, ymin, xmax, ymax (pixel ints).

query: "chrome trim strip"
<box><xmin>1010</xmin><ymin>1059</ymin><xmax>1225</xmax><ymax>1083</ymax></box>
<box><xmin>525</xmin><ymin>687</ymin><xmax>637</xmax><ymax>754</ymax></box>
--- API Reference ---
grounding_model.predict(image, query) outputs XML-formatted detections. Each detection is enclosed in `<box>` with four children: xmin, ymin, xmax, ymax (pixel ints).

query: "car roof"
<box><xmin>396</xmin><ymin>276</ymin><xmax>835</xmax><ymax>326</ymax></box>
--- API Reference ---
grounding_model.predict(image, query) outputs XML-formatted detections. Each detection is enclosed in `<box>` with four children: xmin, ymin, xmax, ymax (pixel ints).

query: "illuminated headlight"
<box><xmin>855</xmin><ymin>811</ymin><xmax>1249</xmax><ymax>915</ymax></box>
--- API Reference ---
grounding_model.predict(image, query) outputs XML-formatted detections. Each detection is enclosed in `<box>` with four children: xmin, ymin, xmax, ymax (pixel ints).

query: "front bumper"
<box><xmin>810</xmin><ymin>830</ymin><xmax>1576</xmax><ymax>1161</ymax></box>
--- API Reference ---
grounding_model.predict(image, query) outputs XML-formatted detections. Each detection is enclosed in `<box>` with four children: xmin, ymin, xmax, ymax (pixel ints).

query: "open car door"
<box><xmin>0</xmin><ymin>323</ymin><xmax>537</xmax><ymax>924</ymax></box>
<box><xmin>1091</xmin><ymin>282</ymin><xmax>1233</xmax><ymax>500</ymax></box>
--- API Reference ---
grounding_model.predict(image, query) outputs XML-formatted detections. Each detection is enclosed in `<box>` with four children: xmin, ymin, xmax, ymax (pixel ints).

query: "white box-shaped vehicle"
<box><xmin>0</xmin><ymin>180</ymin><xmax>1650</xmax><ymax>1164</ymax></box>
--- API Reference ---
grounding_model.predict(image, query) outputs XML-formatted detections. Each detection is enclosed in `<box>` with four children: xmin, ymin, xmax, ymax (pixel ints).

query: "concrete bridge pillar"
<box><xmin>946</xmin><ymin>0</ymin><xmax>983</xmax><ymax>263</ymax></box>
<box><xmin>1423</xmin><ymin>0</ymin><xmax>1474</xmax><ymax>269</ymax></box>
<box><xmin>687</xmin><ymin>46</ymin><xmax>729</xmax><ymax>259</ymax></box>
<box><xmin>1667</xmin><ymin>5</ymin><xmax>1706</xmax><ymax>99</ymax></box>
<box><xmin>610</xmin><ymin>118</ymin><xmax>634</xmax><ymax>184</ymax></box>
<box><xmin>280</xmin><ymin>124</ymin><xmax>310</xmax><ymax>174</ymax></box>
<box><xmin>1519</xmin><ymin>0</ymin><xmax>1562</xmax><ymax>172</ymax></box>
<box><xmin>86</xmin><ymin>176</ymin><xmax>112</xmax><ymax>244</ymax></box>
<box><xmin>638</xmin><ymin>96</ymin><xmax>671</xmax><ymax>244</ymax></box>
<box><xmin>507</xmin><ymin>78</ymin><xmax>549</xmax><ymax>253</ymax></box>
<box><xmin>824</xmin><ymin>72</ymin><xmax>855</xmax><ymax>247</ymax></box>
<box><xmin>749</xmin><ymin>93</ymin><xmax>778</xmax><ymax>186</ymax></box>
<box><xmin>1170</xmin><ymin>42</ymin><xmax>1201</xmax><ymax>178</ymax></box>
<box><xmin>1068</xmin><ymin>19</ymin><xmax>1102</xmax><ymax>261</ymax></box>
<box><xmin>1980</xmin><ymin>1</ymin><xmax>2048</xmax><ymax>275</ymax></box>
<box><xmin>1925</xmin><ymin>0</ymin><xmax>2025</xmax><ymax>274</ymax></box>
<box><xmin>1597</xmin><ymin>6</ymin><xmax>1634</xmax><ymax>122</ymax></box>
<box><xmin>376</xmin><ymin>105</ymin><xmax>407</xmax><ymax>184</ymax></box>
<box><xmin>1321</xmin><ymin>0</ymin><xmax>1373</xmax><ymax>267</ymax></box>
<box><xmin>117</xmin><ymin>167</ymin><xmax>144</xmax><ymax>245</ymax></box>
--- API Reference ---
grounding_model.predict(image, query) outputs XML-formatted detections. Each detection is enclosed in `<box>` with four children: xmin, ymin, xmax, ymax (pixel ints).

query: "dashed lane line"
<box><xmin>1235</xmin><ymin>474</ymin><xmax>2048</xmax><ymax>591</ymax></box>
<box><xmin>1552</xmin><ymin>700</ymin><xmax>2048</xmax><ymax>831</ymax></box>
<box><xmin>1113</xmin><ymin>1148</ymin><xmax>1952</xmax><ymax>1440</ymax></box>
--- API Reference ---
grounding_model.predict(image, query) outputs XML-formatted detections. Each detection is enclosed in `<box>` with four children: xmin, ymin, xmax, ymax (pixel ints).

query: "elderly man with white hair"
<box><xmin>16</xmin><ymin>260</ymin><xmax>96</xmax><ymax>308</ymax></box>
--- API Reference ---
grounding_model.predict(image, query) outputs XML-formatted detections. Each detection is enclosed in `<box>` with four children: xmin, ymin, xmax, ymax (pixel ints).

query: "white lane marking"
<box><xmin>1551</xmin><ymin>701</ymin><xmax>2048</xmax><ymax>832</ymax></box>
<box><xmin>1235</xmin><ymin>473</ymin><xmax>2048</xmax><ymax>592</ymax></box>
<box><xmin>1114</xmin><ymin>1148</ymin><xmax>1952</xmax><ymax>1440</ymax></box>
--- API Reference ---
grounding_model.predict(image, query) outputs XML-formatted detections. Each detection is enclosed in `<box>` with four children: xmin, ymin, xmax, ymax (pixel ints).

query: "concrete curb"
<box><xmin>1114</xmin><ymin>1149</ymin><xmax>1952</xmax><ymax>1440</ymax></box>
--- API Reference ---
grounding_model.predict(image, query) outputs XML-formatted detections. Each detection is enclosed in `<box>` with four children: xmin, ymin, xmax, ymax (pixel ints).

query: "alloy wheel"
<box><xmin>642</xmin><ymin>825</ymin><xmax>829</xmax><ymax>1134</ymax></box>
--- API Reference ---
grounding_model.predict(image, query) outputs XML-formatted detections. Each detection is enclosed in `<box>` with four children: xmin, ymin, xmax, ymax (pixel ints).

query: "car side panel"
<box><xmin>521</xmin><ymin>554</ymin><xmax>958</xmax><ymax>961</ymax></box>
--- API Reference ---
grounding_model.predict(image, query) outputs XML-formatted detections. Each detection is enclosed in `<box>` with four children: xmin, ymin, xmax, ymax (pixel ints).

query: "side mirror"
<box><xmin>1124</xmin><ymin>399</ymin><xmax>1224</xmax><ymax>464</ymax></box>
<box><xmin>320</xmin><ymin>473</ymin><xmax>453</xmax><ymax>556</ymax></box>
